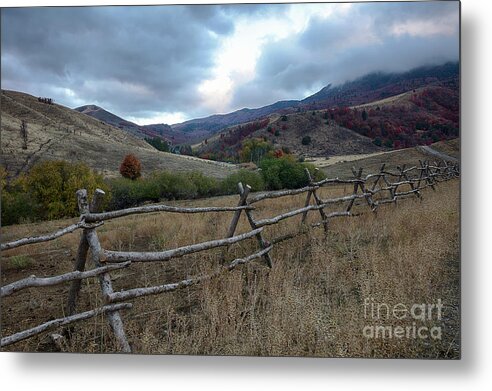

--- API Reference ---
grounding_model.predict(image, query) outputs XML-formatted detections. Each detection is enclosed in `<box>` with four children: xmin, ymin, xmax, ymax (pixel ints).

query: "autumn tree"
<box><xmin>119</xmin><ymin>154</ymin><xmax>142</xmax><ymax>180</ymax></box>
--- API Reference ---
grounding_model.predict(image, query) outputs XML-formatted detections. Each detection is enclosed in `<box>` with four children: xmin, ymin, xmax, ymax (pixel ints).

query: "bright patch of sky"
<box><xmin>127</xmin><ymin>112</ymin><xmax>188</xmax><ymax>126</ymax></box>
<box><xmin>198</xmin><ymin>3</ymin><xmax>352</xmax><ymax>113</ymax></box>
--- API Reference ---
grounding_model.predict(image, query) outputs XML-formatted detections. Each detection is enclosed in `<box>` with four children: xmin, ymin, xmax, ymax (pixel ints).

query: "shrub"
<box><xmin>259</xmin><ymin>157</ymin><xmax>307</xmax><ymax>190</ymax></box>
<box><xmin>301</xmin><ymin>135</ymin><xmax>312</xmax><ymax>145</ymax></box>
<box><xmin>108</xmin><ymin>171</ymin><xmax>221</xmax><ymax>210</ymax></box>
<box><xmin>160</xmin><ymin>173</ymin><xmax>198</xmax><ymax>200</ymax></box>
<box><xmin>186</xmin><ymin>172</ymin><xmax>220</xmax><ymax>198</ymax></box>
<box><xmin>1</xmin><ymin>167</ymin><xmax>40</xmax><ymax>225</ymax></box>
<box><xmin>27</xmin><ymin>161</ymin><xmax>109</xmax><ymax>220</ymax></box>
<box><xmin>1</xmin><ymin>161</ymin><xmax>108</xmax><ymax>224</ymax></box>
<box><xmin>1</xmin><ymin>186</ymin><xmax>40</xmax><ymax>225</ymax></box>
<box><xmin>119</xmin><ymin>154</ymin><xmax>142</xmax><ymax>180</ymax></box>
<box><xmin>220</xmin><ymin>170</ymin><xmax>265</xmax><ymax>194</ymax></box>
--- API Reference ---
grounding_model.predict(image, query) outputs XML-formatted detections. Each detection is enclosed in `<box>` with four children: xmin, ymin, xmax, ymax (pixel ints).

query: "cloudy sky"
<box><xmin>1</xmin><ymin>1</ymin><xmax>459</xmax><ymax>125</ymax></box>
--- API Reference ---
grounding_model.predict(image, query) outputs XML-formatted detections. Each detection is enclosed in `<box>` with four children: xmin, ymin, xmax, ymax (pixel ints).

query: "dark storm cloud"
<box><xmin>231</xmin><ymin>1</ymin><xmax>459</xmax><ymax>109</ymax></box>
<box><xmin>1</xmin><ymin>2</ymin><xmax>459</xmax><ymax>123</ymax></box>
<box><xmin>1</xmin><ymin>5</ymin><xmax>235</xmax><ymax>119</ymax></box>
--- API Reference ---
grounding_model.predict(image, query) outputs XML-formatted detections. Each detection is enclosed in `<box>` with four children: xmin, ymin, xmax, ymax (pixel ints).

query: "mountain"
<box><xmin>75</xmin><ymin>104</ymin><xmax>144</xmax><ymax>138</ymax></box>
<box><xmin>171</xmin><ymin>100</ymin><xmax>299</xmax><ymax>134</ymax></box>
<box><xmin>74</xmin><ymin>104</ymin><xmax>207</xmax><ymax>145</ymax></box>
<box><xmin>301</xmin><ymin>62</ymin><xmax>459</xmax><ymax>108</ymax></box>
<box><xmin>195</xmin><ymin>82</ymin><xmax>459</xmax><ymax>162</ymax></box>
<box><xmin>170</xmin><ymin>62</ymin><xmax>459</xmax><ymax>137</ymax></box>
<box><xmin>1</xmin><ymin>90</ymin><xmax>237</xmax><ymax>179</ymax></box>
<box><xmin>74</xmin><ymin>62</ymin><xmax>458</xmax><ymax>148</ymax></box>
<box><xmin>195</xmin><ymin>112</ymin><xmax>385</xmax><ymax>162</ymax></box>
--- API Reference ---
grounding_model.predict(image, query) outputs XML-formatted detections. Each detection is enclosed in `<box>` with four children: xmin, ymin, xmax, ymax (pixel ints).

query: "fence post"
<box><xmin>66</xmin><ymin>189</ymin><xmax>107</xmax><ymax>316</ymax></box>
<box><xmin>226</xmin><ymin>182</ymin><xmax>250</xmax><ymax>238</ymax></box>
<box><xmin>401</xmin><ymin>165</ymin><xmax>421</xmax><ymax>199</ymax></box>
<box><xmin>301</xmin><ymin>188</ymin><xmax>313</xmax><ymax>224</ymax></box>
<box><xmin>241</xmin><ymin>185</ymin><xmax>274</xmax><ymax>268</ymax></box>
<box><xmin>346</xmin><ymin>167</ymin><xmax>363</xmax><ymax>212</ymax></box>
<box><xmin>371</xmin><ymin>163</ymin><xmax>385</xmax><ymax>192</ymax></box>
<box><xmin>346</xmin><ymin>167</ymin><xmax>375</xmax><ymax>212</ymax></box>
<box><xmin>369</xmin><ymin>164</ymin><xmax>386</xmax><ymax>212</ymax></box>
<box><xmin>65</xmin><ymin>234</ymin><xmax>89</xmax><ymax>316</ymax></box>
<box><xmin>303</xmin><ymin>168</ymin><xmax>329</xmax><ymax>233</ymax></box>
<box><xmin>420</xmin><ymin>160</ymin><xmax>435</xmax><ymax>191</ymax></box>
<box><xmin>77</xmin><ymin>189</ymin><xmax>132</xmax><ymax>352</ymax></box>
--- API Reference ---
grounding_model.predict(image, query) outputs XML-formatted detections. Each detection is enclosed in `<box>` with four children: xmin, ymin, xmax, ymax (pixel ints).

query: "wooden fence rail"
<box><xmin>0</xmin><ymin>159</ymin><xmax>459</xmax><ymax>352</ymax></box>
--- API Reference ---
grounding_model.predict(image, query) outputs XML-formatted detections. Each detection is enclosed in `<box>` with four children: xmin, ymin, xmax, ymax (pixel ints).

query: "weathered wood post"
<box><xmin>392</xmin><ymin>165</ymin><xmax>408</xmax><ymax>204</ymax></box>
<box><xmin>303</xmin><ymin>168</ymin><xmax>329</xmax><ymax>233</ymax></box>
<box><xmin>346</xmin><ymin>167</ymin><xmax>363</xmax><ymax>212</ymax></box>
<box><xmin>346</xmin><ymin>167</ymin><xmax>375</xmax><ymax>212</ymax></box>
<box><xmin>66</xmin><ymin>189</ymin><xmax>106</xmax><ymax>315</ymax></box>
<box><xmin>419</xmin><ymin>160</ymin><xmax>435</xmax><ymax>191</ymax></box>
<box><xmin>401</xmin><ymin>165</ymin><xmax>421</xmax><ymax>199</ymax></box>
<box><xmin>371</xmin><ymin>164</ymin><xmax>385</xmax><ymax>193</ymax></box>
<box><xmin>225</xmin><ymin>182</ymin><xmax>273</xmax><ymax>268</ymax></box>
<box><xmin>74</xmin><ymin>189</ymin><xmax>131</xmax><ymax>352</ymax></box>
<box><xmin>366</xmin><ymin>163</ymin><xmax>386</xmax><ymax>212</ymax></box>
<box><xmin>226</xmin><ymin>182</ymin><xmax>250</xmax><ymax>238</ymax></box>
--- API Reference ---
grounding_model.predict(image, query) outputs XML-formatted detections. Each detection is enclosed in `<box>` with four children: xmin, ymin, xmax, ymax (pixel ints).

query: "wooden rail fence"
<box><xmin>0</xmin><ymin>159</ymin><xmax>460</xmax><ymax>352</ymax></box>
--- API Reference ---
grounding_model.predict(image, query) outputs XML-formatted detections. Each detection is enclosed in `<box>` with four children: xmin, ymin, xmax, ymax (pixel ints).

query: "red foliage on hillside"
<box><xmin>328</xmin><ymin>86</ymin><xmax>459</xmax><ymax>149</ymax></box>
<box><xmin>222</xmin><ymin>118</ymin><xmax>270</xmax><ymax>147</ymax></box>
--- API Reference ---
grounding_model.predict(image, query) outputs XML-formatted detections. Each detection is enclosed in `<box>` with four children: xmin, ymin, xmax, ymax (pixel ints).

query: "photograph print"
<box><xmin>0</xmin><ymin>1</ymin><xmax>460</xmax><ymax>358</ymax></box>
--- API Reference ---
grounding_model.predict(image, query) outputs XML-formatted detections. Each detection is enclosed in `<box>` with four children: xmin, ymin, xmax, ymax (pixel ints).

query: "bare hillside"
<box><xmin>266</xmin><ymin>112</ymin><xmax>384</xmax><ymax>156</ymax></box>
<box><xmin>196</xmin><ymin>110</ymin><xmax>384</xmax><ymax>161</ymax></box>
<box><xmin>1</xmin><ymin>90</ymin><xmax>237</xmax><ymax>179</ymax></box>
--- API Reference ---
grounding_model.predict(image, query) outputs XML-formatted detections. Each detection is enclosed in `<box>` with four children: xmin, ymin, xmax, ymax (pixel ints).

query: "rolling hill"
<box><xmin>1</xmin><ymin>90</ymin><xmax>237</xmax><ymax>179</ymax></box>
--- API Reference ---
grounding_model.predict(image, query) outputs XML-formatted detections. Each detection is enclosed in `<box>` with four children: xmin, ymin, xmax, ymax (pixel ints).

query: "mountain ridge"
<box><xmin>75</xmin><ymin>62</ymin><xmax>458</xmax><ymax>146</ymax></box>
<box><xmin>171</xmin><ymin>61</ymin><xmax>459</xmax><ymax>136</ymax></box>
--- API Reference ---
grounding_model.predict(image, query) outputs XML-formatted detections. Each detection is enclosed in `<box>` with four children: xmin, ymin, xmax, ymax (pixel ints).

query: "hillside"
<box><xmin>330</xmin><ymin>85</ymin><xmax>459</xmax><ymax>149</ymax></box>
<box><xmin>302</xmin><ymin>62</ymin><xmax>458</xmax><ymax>109</ymax></box>
<box><xmin>1</xmin><ymin>90</ymin><xmax>237</xmax><ymax>179</ymax></box>
<box><xmin>196</xmin><ymin>111</ymin><xmax>384</xmax><ymax>162</ymax></box>
<box><xmin>75</xmin><ymin>105</ymin><xmax>209</xmax><ymax>145</ymax></box>
<box><xmin>170</xmin><ymin>62</ymin><xmax>458</xmax><ymax>138</ymax></box>
<box><xmin>75</xmin><ymin>104</ymin><xmax>147</xmax><ymax>139</ymax></box>
<box><xmin>316</xmin><ymin>139</ymin><xmax>459</xmax><ymax>179</ymax></box>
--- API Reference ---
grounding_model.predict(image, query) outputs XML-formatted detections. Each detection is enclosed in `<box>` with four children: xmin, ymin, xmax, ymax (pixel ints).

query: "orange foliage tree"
<box><xmin>119</xmin><ymin>154</ymin><xmax>142</xmax><ymax>180</ymax></box>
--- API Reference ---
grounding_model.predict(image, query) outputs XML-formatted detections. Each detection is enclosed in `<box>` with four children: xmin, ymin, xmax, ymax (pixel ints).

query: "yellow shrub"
<box><xmin>26</xmin><ymin>160</ymin><xmax>109</xmax><ymax>219</ymax></box>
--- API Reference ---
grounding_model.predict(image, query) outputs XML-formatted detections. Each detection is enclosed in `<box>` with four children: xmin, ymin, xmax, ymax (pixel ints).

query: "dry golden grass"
<box><xmin>1</xmin><ymin>179</ymin><xmax>459</xmax><ymax>358</ymax></box>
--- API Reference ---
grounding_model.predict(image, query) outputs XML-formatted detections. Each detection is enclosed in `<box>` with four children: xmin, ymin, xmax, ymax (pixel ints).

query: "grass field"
<box><xmin>1</xmin><ymin>173</ymin><xmax>460</xmax><ymax>358</ymax></box>
<box><xmin>316</xmin><ymin>140</ymin><xmax>459</xmax><ymax>179</ymax></box>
